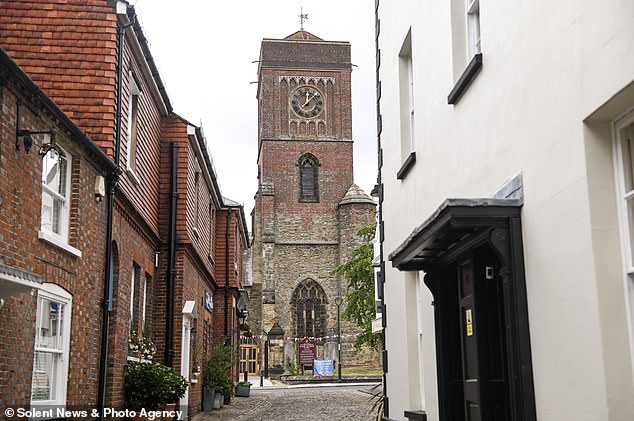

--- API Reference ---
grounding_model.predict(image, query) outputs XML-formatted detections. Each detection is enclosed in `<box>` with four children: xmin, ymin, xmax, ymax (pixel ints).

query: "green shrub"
<box><xmin>125</xmin><ymin>362</ymin><xmax>188</xmax><ymax>410</ymax></box>
<box><xmin>202</xmin><ymin>343</ymin><xmax>235</xmax><ymax>400</ymax></box>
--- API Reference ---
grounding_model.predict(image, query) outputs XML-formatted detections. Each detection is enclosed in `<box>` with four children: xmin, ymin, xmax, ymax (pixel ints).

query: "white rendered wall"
<box><xmin>378</xmin><ymin>0</ymin><xmax>634</xmax><ymax>420</ymax></box>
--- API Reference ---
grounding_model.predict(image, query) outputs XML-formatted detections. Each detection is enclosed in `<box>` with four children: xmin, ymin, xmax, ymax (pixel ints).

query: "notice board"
<box><xmin>298</xmin><ymin>339</ymin><xmax>316</xmax><ymax>366</ymax></box>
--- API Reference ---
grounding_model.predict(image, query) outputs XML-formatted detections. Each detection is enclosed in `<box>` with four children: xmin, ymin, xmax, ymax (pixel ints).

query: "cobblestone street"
<box><xmin>193</xmin><ymin>384</ymin><xmax>379</xmax><ymax>421</ymax></box>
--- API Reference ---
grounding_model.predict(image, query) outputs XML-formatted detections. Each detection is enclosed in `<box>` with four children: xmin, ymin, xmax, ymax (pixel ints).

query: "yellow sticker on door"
<box><xmin>466</xmin><ymin>309</ymin><xmax>473</xmax><ymax>336</ymax></box>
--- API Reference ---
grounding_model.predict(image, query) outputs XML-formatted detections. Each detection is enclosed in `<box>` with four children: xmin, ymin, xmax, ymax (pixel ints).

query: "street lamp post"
<box><xmin>334</xmin><ymin>296</ymin><xmax>343</xmax><ymax>381</ymax></box>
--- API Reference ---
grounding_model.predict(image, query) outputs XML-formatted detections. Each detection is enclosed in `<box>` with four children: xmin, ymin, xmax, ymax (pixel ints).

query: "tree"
<box><xmin>332</xmin><ymin>225</ymin><xmax>380</xmax><ymax>351</ymax></box>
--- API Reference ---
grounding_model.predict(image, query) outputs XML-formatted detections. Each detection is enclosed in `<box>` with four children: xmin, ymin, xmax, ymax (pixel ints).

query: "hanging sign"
<box><xmin>204</xmin><ymin>290</ymin><xmax>214</xmax><ymax>312</ymax></box>
<box><xmin>466</xmin><ymin>309</ymin><xmax>473</xmax><ymax>336</ymax></box>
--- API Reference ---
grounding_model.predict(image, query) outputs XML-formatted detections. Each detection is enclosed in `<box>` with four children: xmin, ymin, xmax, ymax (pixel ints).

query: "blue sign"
<box><xmin>313</xmin><ymin>359</ymin><xmax>334</xmax><ymax>376</ymax></box>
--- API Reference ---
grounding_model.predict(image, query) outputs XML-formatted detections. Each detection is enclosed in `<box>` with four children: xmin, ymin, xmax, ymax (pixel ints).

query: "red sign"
<box><xmin>298</xmin><ymin>339</ymin><xmax>316</xmax><ymax>365</ymax></box>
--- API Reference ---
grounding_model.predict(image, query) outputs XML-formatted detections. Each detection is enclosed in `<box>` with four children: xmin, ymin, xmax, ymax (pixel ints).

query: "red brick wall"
<box><xmin>104</xmin><ymin>201</ymin><xmax>159</xmax><ymax>409</ymax></box>
<box><xmin>0</xmin><ymin>75</ymin><xmax>108</xmax><ymax>409</ymax></box>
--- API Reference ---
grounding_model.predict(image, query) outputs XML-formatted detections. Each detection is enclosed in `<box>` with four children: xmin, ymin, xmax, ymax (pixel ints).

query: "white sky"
<box><xmin>135</xmin><ymin>0</ymin><xmax>378</xmax><ymax>222</ymax></box>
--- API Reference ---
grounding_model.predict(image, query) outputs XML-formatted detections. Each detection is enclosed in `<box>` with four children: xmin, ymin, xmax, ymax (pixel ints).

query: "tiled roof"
<box><xmin>0</xmin><ymin>1</ymin><xmax>118</xmax><ymax>155</ymax></box>
<box><xmin>284</xmin><ymin>30</ymin><xmax>323</xmax><ymax>41</ymax></box>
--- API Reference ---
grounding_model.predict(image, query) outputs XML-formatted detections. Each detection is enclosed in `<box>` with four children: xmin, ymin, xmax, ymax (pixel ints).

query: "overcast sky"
<box><xmin>135</xmin><ymin>0</ymin><xmax>378</xmax><ymax>221</ymax></box>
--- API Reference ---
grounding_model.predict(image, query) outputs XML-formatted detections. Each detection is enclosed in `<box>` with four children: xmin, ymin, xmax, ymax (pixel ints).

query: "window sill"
<box><xmin>126</xmin><ymin>168</ymin><xmax>141</xmax><ymax>187</ymax></box>
<box><xmin>126</xmin><ymin>356</ymin><xmax>153</xmax><ymax>364</ymax></box>
<box><xmin>404</xmin><ymin>410</ymin><xmax>427</xmax><ymax>421</ymax></box>
<box><xmin>38</xmin><ymin>231</ymin><xmax>82</xmax><ymax>258</ymax></box>
<box><xmin>397</xmin><ymin>152</ymin><xmax>416</xmax><ymax>180</ymax></box>
<box><xmin>448</xmin><ymin>53</ymin><xmax>482</xmax><ymax>105</ymax></box>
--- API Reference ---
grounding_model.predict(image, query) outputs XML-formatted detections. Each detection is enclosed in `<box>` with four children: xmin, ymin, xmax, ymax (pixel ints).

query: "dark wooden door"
<box><xmin>458</xmin><ymin>247</ymin><xmax>510</xmax><ymax>421</ymax></box>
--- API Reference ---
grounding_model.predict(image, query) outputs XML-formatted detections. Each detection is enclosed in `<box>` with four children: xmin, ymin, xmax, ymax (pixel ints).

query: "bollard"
<box><xmin>244</xmin><ymin>370</ymin><xmax>248</xmax><ymax>383</ymax></box>
<box><xmin>260</xmin><ymin>370</ymin><xmax>264</xmax><ymax>387</ymax></box>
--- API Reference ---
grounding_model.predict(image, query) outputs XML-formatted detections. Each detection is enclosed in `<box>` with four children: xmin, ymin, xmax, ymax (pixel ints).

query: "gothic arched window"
<box><xmin>291</xmin><ymin>279</ymin><xmax>328</xmax><ymax>338</ymax></box>
<box><xmin>298</xmin><ymin>153</ymin><xmax>319</xmax><ymax>202</ymax></box>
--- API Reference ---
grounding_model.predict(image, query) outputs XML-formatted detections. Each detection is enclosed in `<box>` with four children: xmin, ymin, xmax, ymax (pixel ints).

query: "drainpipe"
<box><xmin>224</xmin><ymin>210</ymin><xmax>231</xmax><ymax>339</ymax></box>
<box><xmin>166</xmin><ymin>142</ymin><xmax>178</xmax><ymax>367</ymax></box>
<box><xmin>97</xmin><ymin>12</ymin><xmax>134</xmax><ymax>417</ymax></box>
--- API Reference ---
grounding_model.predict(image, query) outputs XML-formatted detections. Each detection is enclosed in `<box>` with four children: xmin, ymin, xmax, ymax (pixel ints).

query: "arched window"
<box><xmin>298</xmin><ymin>153</ymin><xmax>319</xmax><ymax>202</ymax></box>
<box><xmin>291</xmin><ymin>279</ymin><xmax>328</xmax><ymax>338</ymax></box>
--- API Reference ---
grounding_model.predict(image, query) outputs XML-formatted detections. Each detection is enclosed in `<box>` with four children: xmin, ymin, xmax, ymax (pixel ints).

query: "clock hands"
<box><xmin>303</xmin><ymin>92</ymin><xmax>318</xmax><ymax>107</ymax></box>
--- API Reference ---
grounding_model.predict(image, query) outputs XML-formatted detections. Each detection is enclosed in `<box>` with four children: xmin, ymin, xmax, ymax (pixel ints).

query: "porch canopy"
<box><xmin>389</xmin><ymin>198</ymin><xmax>523</xmax><ymax>271</ymax></box>
<box><xmin>0</xmin><ymin>263</ymin><xmax>43</xmax><ymax>299</ymax></box>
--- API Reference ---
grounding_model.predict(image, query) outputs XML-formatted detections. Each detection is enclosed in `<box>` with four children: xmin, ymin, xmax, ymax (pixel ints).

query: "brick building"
<box><xmin>0</xmin><ymin>1</ymin><xmax>249</xmax><ymax>417</ymax></box>
<box><xmin>0</xmin><ymin>46</ymin><xmax>114</xmax><ymax>411</ymax></box>
<box><xmin>249</xmin><ymin>31</ymin><xmax>378</xmax><ymax>371</ymax></box>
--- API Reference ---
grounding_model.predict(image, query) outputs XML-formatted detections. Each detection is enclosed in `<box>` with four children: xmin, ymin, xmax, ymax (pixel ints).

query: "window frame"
<box><xmin>39</xmin><ymin>146</ymin><xmax>81</xmax><ymax>257</ymax></box>
<box><xmin>31</xmin><ymin>283</ymin><xmax>72</xmax><ymax>413</ymax></box>
<box><xmin>397</xmin><ymin>30</ymin><xmax>417</xmax><ymax>180</ymax></box>
<box><xmin>291</xmin><ymin>279</ymin><xmax>328</xmax><ymax>338</ymax></box>
<box><xmin>466</xmin><ymin>0</ymin><xmax>481</xmax><ymax>59</ymax></box>
<box><xmin>126</xmin><ymin>71</ymin><xmax>141</xmax><ymax>181</ymax></box>
<box><xmin>613</xmin><ymin>109</ymin><xmax>634</xmax><ymax>377</ymax></box>
<box><xmin>298</xmin><ymin>154</ymin><xmax>320</xmax><ymax>203</ymax></box>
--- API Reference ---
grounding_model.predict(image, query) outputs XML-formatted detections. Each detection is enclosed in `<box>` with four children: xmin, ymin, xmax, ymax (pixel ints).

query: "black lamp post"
<box><xmin>334</xmin><ymin>296</ymin><xmax>343</xmax><ymax>381</ymax></box>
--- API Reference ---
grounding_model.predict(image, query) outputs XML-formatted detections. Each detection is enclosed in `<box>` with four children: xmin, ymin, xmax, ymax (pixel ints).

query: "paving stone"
<box><xmin>193</xmin><ymin>385</ymin><xmax>379</xmax><ymax>421</ymax></box>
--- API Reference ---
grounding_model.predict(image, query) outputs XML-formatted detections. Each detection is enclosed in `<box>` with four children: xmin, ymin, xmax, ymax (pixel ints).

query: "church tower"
<box><xmin>249</xmin><ymin>30</ymin><xmax>377</xmax><ymax>368</ymax></box>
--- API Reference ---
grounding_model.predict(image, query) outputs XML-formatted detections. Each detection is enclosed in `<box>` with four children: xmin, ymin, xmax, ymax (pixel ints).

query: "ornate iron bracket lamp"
<box><xmin>16</xmin><ymin>102</ymin><xmax>63</xmax><ymax>157</ymax></box>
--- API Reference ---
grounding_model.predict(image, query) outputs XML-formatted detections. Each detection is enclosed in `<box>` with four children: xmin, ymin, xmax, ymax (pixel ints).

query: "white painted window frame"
<box><xmin>407</xmin><ymin>54</ymin><xmax>415</xmax><ymax>153</ymax></box>
<box><xmin>466</xmin><ymin>0</ymin><xmax>481</xmax><ymax>59</ymax></box>
<box><xmin>142</xmin><ymin>273</ymin><xmax>148</xmax><ymax>331</ymax></box>
<box><xmin>130</xmin><ymin>264</ymin><xmax>138</xmax><ymax>330</ymax></box>
<box><xmin>31</xmin><ymin>283</ymin><xmax>72</xmax><ymax>414</ymax></box>
<box><xmin>39</xmin><ymin>146</ymin><xmax>76</xmax><ymax>253</ymax></box>
<box><xmin>613</xmin><ymin>109</ymin><xmax>634</xmax><ymax>380</ymax></box>
<box><xmin>126</xmin><ymin>71</ymin><xmax>141</xmax><ymax>180</ymax></box>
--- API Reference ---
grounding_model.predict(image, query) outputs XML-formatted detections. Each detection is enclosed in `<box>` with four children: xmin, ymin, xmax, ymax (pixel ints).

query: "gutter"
<box><xmin>97</xmin><ymin>10</ymin><xmax>134</xmax><ymax>416</ymax></box>
<box><xmin>224</xmin><ymin>210</ymin><xmax>230</xmax><ymax>339</ymax></box>
<box><xmin>165</xmin><ymin>142</ymin><xmax>178</xmax><ymax>366</ymax></box>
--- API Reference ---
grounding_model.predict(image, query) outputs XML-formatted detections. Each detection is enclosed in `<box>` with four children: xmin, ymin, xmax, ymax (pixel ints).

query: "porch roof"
<box><xmin>389</xmin><ymin>198</ymin><xmax>522</xmax><ymax>271</ymax></box>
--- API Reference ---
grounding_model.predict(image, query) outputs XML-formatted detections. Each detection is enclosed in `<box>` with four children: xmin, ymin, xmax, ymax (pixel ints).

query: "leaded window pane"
<box><xmin>292</xmin><ymin>279</ymin><xmax>327</xmax><ymax>338</ymax></box>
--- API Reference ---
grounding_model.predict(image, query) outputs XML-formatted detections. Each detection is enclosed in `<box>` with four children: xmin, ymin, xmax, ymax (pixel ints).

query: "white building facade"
<box><xmin>376</xmin><ymin>1</ymin><xmax>634</xmax><ymax>420</ymax></box>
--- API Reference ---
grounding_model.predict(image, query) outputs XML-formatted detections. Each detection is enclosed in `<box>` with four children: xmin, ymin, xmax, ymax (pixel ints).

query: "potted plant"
<box><xmin>124</xmin><ymin>362</ymin><xmax>188</xmax><ymax>411</ymax></box>
<box><xmin>202</xmin><ymin>343</ymin><xmax>234</xmax><ymax>409</ymax></box>
<box><xmin>235</xmin><ymin>381</ymin><xmax>251</xmax><ymax>397</ymax></box>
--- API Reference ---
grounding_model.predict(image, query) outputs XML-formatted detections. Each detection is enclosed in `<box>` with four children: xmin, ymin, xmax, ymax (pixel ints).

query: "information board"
<box><xmin>298</xmin><ymin>339</ymin><xmax>316</xmax><ymax>365</ymax></box>
<box><xmin>313</xmin><ymin>359</ymin><xmax>334</xmax><ymax>376</ymax></box>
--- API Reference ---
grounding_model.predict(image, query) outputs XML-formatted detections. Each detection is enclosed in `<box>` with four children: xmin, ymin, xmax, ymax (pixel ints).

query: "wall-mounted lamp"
<box><xmin>237</xmin><ymin>309</ymin><xmax>249</xmax><ymax>326</ymax></box>
<box><xmin>16</xmin><ymin>102</ymin><xmax>63</xmax><ymax>157</ymax></box>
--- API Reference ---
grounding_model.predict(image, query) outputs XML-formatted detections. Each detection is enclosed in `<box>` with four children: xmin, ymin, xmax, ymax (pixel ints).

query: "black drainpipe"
<box><xmin>224</xmin><ymin>210</ymin><xmax>231</xmax><ymax>339</ymax></box>
<box><xmin>165</xmin><ymin>142</ymin><xmax>178</xmax><ymax>367</ymax></box>
<box><xmin>97</xmin><ymin>13</ymin><xmax>134</xmax><ymax>417</ymax></box>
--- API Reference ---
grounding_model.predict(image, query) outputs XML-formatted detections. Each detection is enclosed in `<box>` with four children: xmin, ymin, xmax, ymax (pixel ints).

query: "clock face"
<box><xmin>291</xmin><ymin>86</ymin><xmax>324</xmax><ymax>118</ymax></box>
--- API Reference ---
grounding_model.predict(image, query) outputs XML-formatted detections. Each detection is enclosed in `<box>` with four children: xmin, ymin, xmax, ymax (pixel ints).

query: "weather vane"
<box><xmin>299</xmin><ymin>7</ymin><xmax>308</xmax><ymax>32</ymax></box>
